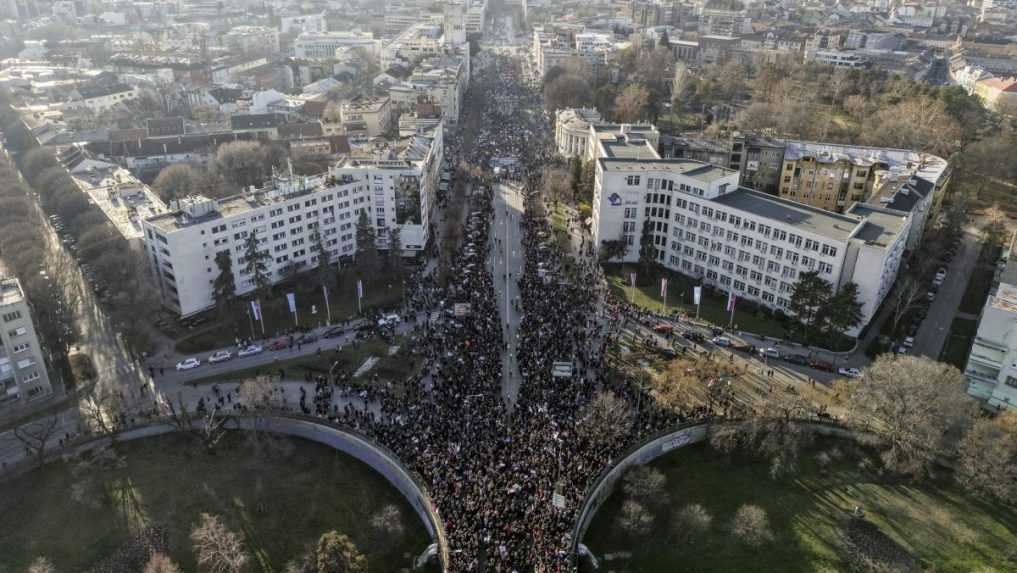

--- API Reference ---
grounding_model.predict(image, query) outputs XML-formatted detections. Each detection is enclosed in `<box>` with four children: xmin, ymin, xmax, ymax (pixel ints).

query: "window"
<box><xmin>821</xmin><ymin>244</ymin><xmax>838</xmax><ymax>257</ymax></box>
<box><xmin>626</xmin><ymin>175</ymin><xmax>641</xmax><ymax>186</ymax></box>
<box><xmin>1006</xmin><ymin>376</ymin><xmax>1017</xmax><ymax>389</ymax></box>
<box><xmin>2</xmin><ymin>311</ymin><xmax>22</xmax><ymax>322</ymax></box>
<box><xmin>747</xmin><ymin>286</ymin><xmax>761</xmax><ymax>297</ymax></box>
<box><xmin>11</xmin><ymin>342</ymin><xmax>29</xmax><ymax>353</ymax></box>
<box><xmin>624</xmin><ymin>208</ymin><xmax>637</xmax><ymax>219</ymax></box>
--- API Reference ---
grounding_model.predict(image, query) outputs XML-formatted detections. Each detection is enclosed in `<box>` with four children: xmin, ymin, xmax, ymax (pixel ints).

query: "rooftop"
<box><xmin>600</xmin><ymin>158</ymin><xmax>736</xmax><ymax>184</ymax></box>
<box><xmin>712</xmin><ymin>188</ymin><xmax>863</xmax><ymax>242</ymax></box>
<box><xmin>847</xmin><ymin>204</ymin><xmax>908</xmax><ymax>247</ymax></box>
<box><xmin>0</xmin><ymin>277</ymin><xmax>24</xmax><ymax>307</ymax></box>
<box><xmin>600</xmin><ymin>138</ymin><xmax>659</xmax><ymax>160</ymax></box>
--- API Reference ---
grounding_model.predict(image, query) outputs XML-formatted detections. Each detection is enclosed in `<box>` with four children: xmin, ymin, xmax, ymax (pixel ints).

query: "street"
<box><xmin>492</xmin><ymin>183</ymin><xmax>525</xmax><ymax>405</ymax></box>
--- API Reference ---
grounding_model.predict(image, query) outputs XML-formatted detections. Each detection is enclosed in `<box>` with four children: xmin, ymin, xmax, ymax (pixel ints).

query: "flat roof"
<box><xmin>712</xmin><ymin>188</ymin><xmax>862</xmax><ymax>242</ymax></box>
<box><xmin>599</xmin><ymin>158</ymin><xmax>736</xmax><ymax>184</ymax></box>
<box><xmin>600</xmin><ymin>139</ymin><xmax>659</xmax><ymax>160</ymax></box>
<box><xmin>848</xmin><ymin>205</ymin><xmax>908</xmax><ymax>247</ymax></box>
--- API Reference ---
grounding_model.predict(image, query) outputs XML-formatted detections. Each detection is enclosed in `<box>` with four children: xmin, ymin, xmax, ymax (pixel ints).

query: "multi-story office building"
<box><xmin>293</xmin><ymin>32</ymin><xmax>381</xmax><ymax>59</ymax></box>
<box><xmin>221</xmin><ymin>26</ymin><xmax>280</xmax><ymax>55</ymax></box>
<box><xmin>965</xmin><ymin>233</ymin><xmax>1017</xmax><ymax>412</ymax></box>
<box><xmin>591</xmin><ymin>134</ymin><xmax>910</xmax><ymax>334</ymax></box>
<box><xmin>555</xmin><ymin>108</ymin><xmax>603</xmax><ymax>158</ymax></box>
<box><xmin>143</xmin><ymin>124</ymin><xmax>443</xmax><ymax>317</ymax></box>
<box><xmin>0</xmin><ymin>277</ymin><xmax>53</xmax><ymax>405</ymax></box>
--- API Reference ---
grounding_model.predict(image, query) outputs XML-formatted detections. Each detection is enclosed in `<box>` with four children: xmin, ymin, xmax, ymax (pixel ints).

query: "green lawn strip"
<box><xmin>939</xmin><ymin>318</ymin><xmax>978</xmax><ymax>369</ymax></box>
<box><xmin>0</xmin><ymin>433</ymin><xmax>432</xmax><ymax>572</ymax></box>
<box><xmin>958</xmin><ymin>264</ymin><xmax>995</xmax><ymax>316</ymax></box>
<box><xmin>581</xmin><ymin>441</ymin><xmax>1017</xmax><ymax>573</ymax></box>
<box><xmin>175</xmin><ymin>269</ymin><xmax>406</xmax><ymax>355</ymax></box>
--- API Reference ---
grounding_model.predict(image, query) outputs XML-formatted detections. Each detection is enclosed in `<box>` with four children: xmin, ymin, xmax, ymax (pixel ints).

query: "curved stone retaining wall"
<box><xmin>65</xmin><ymin>415</ymin><xmax>450</xmax><ymax>571</ymax></box>
<box><xmin>571</xmin><ymin>419</ymin><xmax>863</xmax><ymax>563</ymax></box>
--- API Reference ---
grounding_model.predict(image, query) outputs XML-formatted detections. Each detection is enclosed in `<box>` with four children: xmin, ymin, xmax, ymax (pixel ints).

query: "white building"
<box><xmin>0</xmin><ymin>276</ymin><xmax>53</xmax><ymax>405</ymax></box>
<box><xmin>142</xmin><ymin>124</ymin><xmax>443</xmax><ymax>317</ymax></box>
<box><xmin>293</xmin><ymin>32</ymin><xmax>381</xmax><ymax>59</ymax></box>
<box><xmin>65</xmin><ymin>83</ymin><xmax>141</xmax><ymax>113</ymax></box>
<box><xmin>382</xmin><ymin>21</ymin><xmax>446</xmax><ymax>69</ymax></box>
<box><xmin>555</xmin><ymin>107</ymin><xmax>602</xmax><ymax>158</ymax></box>
<box><xmin>591</xmin><ymin>136</ymin><xmax>910</xmax><ymax>334</ymax></box>
<box><xmin>966</xmin><ymin>235</ymin><xmax>1017</xmax><ymax>412</ymax></box>
<box><xmin>806</xmin><ymin>49</ymin><xmax>869</xmax><ymax>69</ymax></box>
<box><xmin>281</xmin><ymin>12</ymin><xmax>327</xmax><ymax>35</ymax></box>
<box><xmin>221</xmin><ymin>26</ymin><xmax>280</xmax><ymax>55</ymax></box>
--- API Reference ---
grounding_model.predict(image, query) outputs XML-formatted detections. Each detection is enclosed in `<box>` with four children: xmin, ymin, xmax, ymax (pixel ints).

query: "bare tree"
<box><xmin>888</xmin><ymin>276</ymin><xmax>925</xmax><ymax>335</ymax></box>
<box><xmin>672</xmin><ymin>503</ymin><xmax>713</xmax><ymax>544</ymax></box>
<box><xmin>576</xmin><ymin>390</ymin><xmax>633</xmax><ymax>448</ymax></box>
<box><xmin>165</xmin><ymin>393</ymin><xmax>233</xmax><ymax>453</ymax></box>
<box><xmin>956</xmin><ymin>412</ymin><xmax>1017</xmax><ymax>503</ymax></box>
<box><xmin>621</xmin><ymin>465</ymin><xmax>668</xmax><ymax>502</ymax></box>
<box><xmin>616</xmin><ymin>499</ymin><xmax>654</xmax><ymax>536</ymax></box>
<box><xmin>835</xmin><ymin>355</ymin><xmax>974</xmax><ymax>478</ymax></box>
<box><xmin>13</xmin><ymin>415</ymin><xmax>62</xmax><ymax>467</ymax></box>
<box><xmin>80</xmin><ymin>385</ymin><xmax>127</xmax><ymax>437</ymax></box>
<box><xmin>190</xmin><ymin>513</ymin><xmax>248</xmax><ymax>573</ymax></box>
<box><xmin>614</xmin><ymin>85</ymin><xmax>651</xmax><ymax>123</ymax></box>
<box><xmin>144</xmin><ymin>552</ymin><xmax>182</xmax><ymax>573</ymax></box>
<box><xmin>26</xmin><ymin>556</ymin><xmax>56</xmax><ymax>573</ymax></box>
<box><xmin>710</xmin><ymin>386</ymin><xmax>815</xmax><ymax>478</ymax></box>
<box><xmin>729</xmin><ymin>504</ymin><xmax>774</xmax><ymax>547</ymax></box>
<box><xmin>982</xmin><ymin>204</ymin><xmax>1008</xmax><ymax>249</ymax></box>
<box><xmin>541</xmin><ymin>166</ymin><xmax>572</xmax><ymax>205</ymax></box>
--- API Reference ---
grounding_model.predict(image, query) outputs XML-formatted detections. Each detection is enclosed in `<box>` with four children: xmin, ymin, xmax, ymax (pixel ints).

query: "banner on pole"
<box><xmin>660</xmin><ymin>278</ymin><xmax>668</xmax><ymax>298</ymax></box>
<box><xmin>286</xmin><ymin>292</ymin><xmax>297</xmax><ymax>313</ymax></box>
<box><xmin>629</xmin><ymin>272</ymin><xmax>636</xmax><ymax>288</ymax></box>
<box><xmin>693</xmin><ymin>286</ymin><xmax>702</xmax><ymax>305</ymax></box>
<box><xmin>250</xmin><ymin>300</ymin><xmax>262</xmax><ymax>321</ymax></box>
<box><xmin>726</xmin><ymin>290</ymin><xmax>737</xmax><ymax>312</ymax></box>
<box><xmin>356</xmin><ymin>280</ymin><xmax>363</xmax><ymax>299</ymax></box>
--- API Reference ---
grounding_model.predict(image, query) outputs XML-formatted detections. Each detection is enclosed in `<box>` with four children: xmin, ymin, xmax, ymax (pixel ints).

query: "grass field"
<box><xmin>0</xmin><ymin>433</ymin><xmax>433</xmax><ymax>572</ymax></box>
<box><xmin>940</xmin><ymin>317</ymin><xmax>979</xmax><ymax>369</ymax></box>
<box><xmin>175</xmin><ymin>270</ymin><xmax>406</xmax><ymax>355</ymax></box>
<box><xmin>582</xmin><ymin>440</ymin><xmax>1017</xmax><ymax>573</ymax></box>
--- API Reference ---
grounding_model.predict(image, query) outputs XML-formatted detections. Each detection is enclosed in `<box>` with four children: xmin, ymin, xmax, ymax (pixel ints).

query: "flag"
<box><xmin>660</xmin><ymin>278</ymin><xmax>668</xmax><ymax>298</ymax></box>
<box><xmin>286</xmin><ymin>292</ymin><xmax>297</xmax><ymax>313</ymax></box>
<box><xmin>356</xmin><ymin>279</ymin><xmax>363</xmax><ymax>299</ymax></box>
<box><xmin>693</xmin><ymin>286</ymin><xmax>702</xmax><ymax>305</ymax></box>
<box><xmin>726</xmin><ymin>290</ymin><xmax>736</xmax><ymax>312</ymax></box>
<box><xmin>250</xmin><ymin>300</ymin><xmax>262</xmax><ymax>321</ymax></box>
<box><xmin>629</xmin><ymin>272</ymin><xmax>636</xmax><ymax>288</ymax></box>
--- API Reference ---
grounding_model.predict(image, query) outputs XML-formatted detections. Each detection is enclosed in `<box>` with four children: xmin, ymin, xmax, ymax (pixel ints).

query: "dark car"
<box><xmin>782</xmin><ymin>353</ymin><xmax>809</xmax><ymax>366</ymax></box>
<box><xmin>684</xmin><ymin>331</ymin><xmax>705</xmax><ymax>343</ymax></box>
<box><xmin>295</xmin><ymin>333</ymin><xmax>318</xmax><ymax>345</ymax></box>
<box><xmin>323</xmin><ymin>326</ymin><xmax>345</xmax><ymax>339</ymax></box>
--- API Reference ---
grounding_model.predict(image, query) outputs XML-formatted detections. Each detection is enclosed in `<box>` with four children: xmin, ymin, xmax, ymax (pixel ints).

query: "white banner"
<box><xmin>286</xmin><ymin>292</ymin><xmax>296</xmax><ymax>313</ymax></box>
<box><xmin>693</xmin><ymin>286</ymin><xmax>702</xmax><ymax>305</ymax></box>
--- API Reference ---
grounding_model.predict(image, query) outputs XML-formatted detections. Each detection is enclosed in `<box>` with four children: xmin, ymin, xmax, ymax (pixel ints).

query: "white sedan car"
<box><xmin>238</xmin><ymin>344</ymin><xmax>263</xmax><ymax>358</ymax></box>
<box><xmin>208</xmin><ymin>350</ymin><xmax>232</xmax><ymax>364</ymax></box>
<box><xmin>838</xmin><ymin>367</ymin><xmax>862</xmax><ymax>378</ymax></box>
<box><xmin>175</xmin><ymin>357</ymin><xmax>201</xmax><ymax>371</ymax></box>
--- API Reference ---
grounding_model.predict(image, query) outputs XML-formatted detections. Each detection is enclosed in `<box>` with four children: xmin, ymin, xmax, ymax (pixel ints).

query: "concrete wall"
<box><xmin>572</xmin><ymin>420</ymin><xmax>863</xmax><ymax>562</ymax></box>
<box><xmin>65</xmin><ymin>415</ymin><xmax>450</xmax><ymax>571</ymax></box>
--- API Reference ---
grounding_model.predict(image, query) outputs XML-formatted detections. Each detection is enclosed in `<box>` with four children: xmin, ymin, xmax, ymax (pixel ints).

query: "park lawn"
<box><xmin>582</xmin><ymin>441</ymin><xmax>1017</xmax><ymax>573</ymax></box>
<box><xmin>175</xmin><ymin>269</ymin><xmax>406</xmax><ymax>355</ymax></box>
<box><xmin>190</xmin><ymin>335</ymin><xmax>422</xmax><ymax>392</ymax></box>
<box><xmin>940</xmin><ymin>318</ymin><xmax>979</xmax><ymax>369</ymax></box>
<box><xmin>0</xmin><ymin>433</ymin><xmax>433</xmax><ymax>572</ymax></box>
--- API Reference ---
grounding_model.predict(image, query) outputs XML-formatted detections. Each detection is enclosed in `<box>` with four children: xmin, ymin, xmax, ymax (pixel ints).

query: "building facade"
<box><xmin>142</xmin><ymin>125</ymin><xmax>442</xmax><ymax>317</ymax></box>
<box><xmin>0</xmin><ymin>277</ymin><xmax>53</xmax><ymax>405</ymax></box>
<box><xmin>554</xmin><ymin>108</ymin><xmax>603</xmax><ymax>158</ymax></box>
<box><xmin>293</xmin><ymin>32</ymin><xmax>381</xmax><ymax>59</ymax></box>
<box><xmin>591</xmin><ymin>148</ymin><xmax>910</xmax><ymax>334</ymax></box>
<box><xmin>966</xmin><ymin>235</ymin><xmax>1017</xmax><ymax>412</ymax></box>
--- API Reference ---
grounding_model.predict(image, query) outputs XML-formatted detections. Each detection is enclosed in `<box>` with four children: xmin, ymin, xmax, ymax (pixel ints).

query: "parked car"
<box><xmin>238</xmin><ymin>345</ymin><xmax>263</xmax><ymax>358</ymax></box>
<box><xmin>782</xmin><ymin>353</ymin><xmax>809</xmax><ymax>366</ymax></box>
<box><xmin>684</xmin><ymin>331</ymin><xmax>705</xmax><ymax>343</ymax></box>
<box><xmin>758</xmin><ymin>347</ymin><xmax>780</xmax><ymax>359</ymax></box>
<box><xmin>731</xmin><ymin>341</ymin><xmax>752</xmax><ymax>352</ymax></box>
<box><xmin>896</xmin><ymin>345</ymin><xmax>910</xmax><ymax>355</ymax></box>
<box><xmin>711</xmin><ymin>336</ymin><xmax>732</xmax><ymax>347</ymax></box>
<box><xmin>208</xmin><ymin>350</ymin><xmax>232</xmax><ymax>363</ymax></box>
<box><xmin>175</xmin><ymin>357</ymin><xmax>201</xmax><ymax>371</ymax></box>
<box><xmin>903</xmin><ymin>336</ymin><xmax>915</xmax><ymax>348</ymax></box>
<box><xmin>838</xmin><ymin>367</ymin><xmax>862</xmax><ymax>378</ymax></box>
<box><xmin>268</xmin><ymin>338</ymin><xmax>290</xmax><ymax>351</ymax></box>
<box><xmin>323</xmin><ymin>325</ymin><xmax>345</xmax><ymax>338</ymax></box>
<box><xmin>809</xmin><ymin>359</ymin><xmax>834</xmax><ymax>372</ymax></box>
<box><xmin>377</xmin><ymin>313</ymin><xmax>402</xmax><ymax>327</ymax></box>
<box><xmin>295</xmin><ymin>333</ymin><xmax>318</xmax><ymax>345</ymax></box>
<box><xmin>653</xmin><ymin>323</ymin><xmax>674</xmax><ymax>334</ymax></box>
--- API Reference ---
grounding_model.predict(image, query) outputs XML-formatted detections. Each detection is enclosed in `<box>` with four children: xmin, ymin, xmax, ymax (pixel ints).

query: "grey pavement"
<box><xmin>492</xmin><ymin>183</ymin><xmax>525</xmax><ymax>406</ymax></box>
<box><xmin>911</xmin><ymin>228</ymin><xmax>981</xmax><ymax>359</ymax></box>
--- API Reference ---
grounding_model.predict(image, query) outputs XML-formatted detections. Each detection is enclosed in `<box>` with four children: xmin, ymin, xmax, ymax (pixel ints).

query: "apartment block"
<box><xmin>0</xmin><ymin>277</ymin><xmax>53</xmax><ymax>405</ymax></box>
<box><xmin>965</xmin><ymin>234</ymin><xmax>1017</xmax><ymax>412</ymax></box>
<box><xmin>591</xmin><ymin>136</ymin><xmax>910</xmax><ymax>335</ymax></box>
<box><xmin>293</xmin><ymin>32</ymin><xmax>381</xmax><ymax>59</ymax></box>
<box><xmin>143</xmin><ymin>125</ymin><xmax>442</xmax><ymax>317</ymax></box>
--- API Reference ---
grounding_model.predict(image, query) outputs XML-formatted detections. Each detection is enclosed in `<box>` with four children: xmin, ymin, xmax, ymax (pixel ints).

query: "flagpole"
<box><xmin>247</xmin><ymin>307</ymin><xmax>256</xmax><ymax>340</ymax></box>
<box><xmin>323</xmin><ymin>285</ymin><xmax>332</xmax><ymax>324</ymax></box>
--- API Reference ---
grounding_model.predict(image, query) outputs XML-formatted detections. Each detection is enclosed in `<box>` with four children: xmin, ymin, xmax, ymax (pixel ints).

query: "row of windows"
<box><xmin>667</xmin><ymin>256</ymin><xmax>791</xmax><ymax>308</ymax></box>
